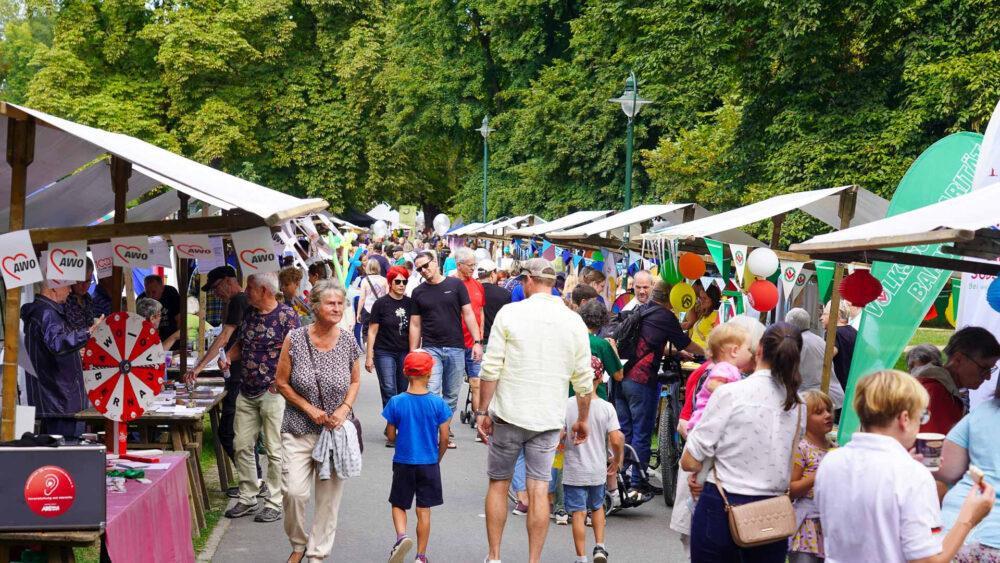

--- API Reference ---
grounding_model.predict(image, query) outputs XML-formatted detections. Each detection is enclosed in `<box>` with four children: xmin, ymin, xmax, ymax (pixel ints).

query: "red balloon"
<box><xmin>678</xmin><ymin>252</ymin><xmax>707</xmax><ymax>280</ymax></box>
<box><xmin>747</xmin><ymin>280</ymin><xmax>779</xmax><ymax>312</ymax></box>
<box><xmin>839</xmin><ymin>270</ymin><xmax>883</xmax><ymax>307</ymax></box>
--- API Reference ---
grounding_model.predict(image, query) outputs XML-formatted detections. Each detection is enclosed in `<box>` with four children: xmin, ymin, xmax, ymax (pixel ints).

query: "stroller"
<box><xmin>458</xmin><ymin>376</ymin><xmax>477</xmax><ymax>429</ymax></box>
<box><xmin>605</xmin><ymin>443</ymin><xmax>655</xmax><ymax>515</ymax></box>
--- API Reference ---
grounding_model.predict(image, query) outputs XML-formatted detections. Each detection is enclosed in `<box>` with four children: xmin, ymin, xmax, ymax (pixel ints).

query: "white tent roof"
<box><xmin>507</xmin><ymin>210</ymin><xmax>614</xmax><ymax>237</ymax></box>
<box><xmin>449</xmin><ymin>222</ymin><xmax>488</xmax><ymax>236</ymax></box>
<box><xmin>643</xmin><ymin>186</ymin><xmax>888</xmax><ymax>242</ymax></box>
<box><xmin>0</xmin><ymin>103</ymin><xmax>327</xmax><ymax>227</ymax></box>
<box><xmin>478</xmin><ymin>215</ymin><xmax>544</xmax><ymax>236</ymax></box>
<box><xmin>791</xmin><ymin>183</ymin><xmax>1000</xmax><ymax>252</ymax></box>
<box><xmin>547</xmin><ymin>204</ymin><xmax>689</xmax><ymax>240</ymax></box>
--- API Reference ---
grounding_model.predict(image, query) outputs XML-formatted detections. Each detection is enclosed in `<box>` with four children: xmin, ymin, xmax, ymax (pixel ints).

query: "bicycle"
<box><xmin>654</xmin><ymin>356</ymin><xmax>693</xmax><ymax>507</ymax></box>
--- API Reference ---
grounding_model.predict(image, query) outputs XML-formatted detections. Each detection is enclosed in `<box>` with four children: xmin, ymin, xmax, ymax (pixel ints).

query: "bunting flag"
<box><xmin>815</xmin><ymin>260</ymin><xmax>836</xmax><ymax>302</ymax></box>
<box><xmin>729</xmin><ymin>244</ymin><xmax>748</xmax><ymax>285</ymax></box>
<box><xmin>790</xmin><ymin>270</ymin><xmax>813</xmax><ymax>302</ymax></box>
<box><xmin>572</xmin><ymin>254</ymin><xmax>584</xmax><ymax>269</ymax></box>
<box><xmin>778</xmin><ymin>261</ymin><xmax>805</xmax><ymax>299</ymax></box>
<box><xmin>542</xmin><ymin>240</ymin><xmax>556</xmax><ymax>261</ymax></box>
<box><xmin>705</xmin><ymin>238</ymin><xmax>727</xmax><ymax>280</ymax></box>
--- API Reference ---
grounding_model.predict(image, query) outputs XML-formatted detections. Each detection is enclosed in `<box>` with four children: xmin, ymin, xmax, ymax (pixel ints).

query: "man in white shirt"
<box><xmin>477</xmin><ymin>258</ymin><xmax>594</xmax><ymax>563</ymax></box>
<box><xmin>785</xmin><ymin>307</ymin><xmax>845</xmax><ymax>408</ymax></box>
<box><xmin>621</xmin><ymin>270</ymin><xmax>653</xmax><ymax>312</ymax></box>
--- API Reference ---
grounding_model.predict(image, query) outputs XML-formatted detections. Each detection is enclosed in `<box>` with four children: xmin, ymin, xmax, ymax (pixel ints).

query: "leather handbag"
<box><xmin>712</xmin><ymin>403</ymin><xmax>802</xmax><ymax>547</ymax></box>
<box><xmin>305</xmin><ymin>328</ymin><xmax>364</xmax><ymax>453</ymax></box>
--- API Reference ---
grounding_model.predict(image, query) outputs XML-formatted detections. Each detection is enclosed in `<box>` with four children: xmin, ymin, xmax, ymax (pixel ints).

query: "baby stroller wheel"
<box><xmin>460</xmin><ymin>411</ymin><xmax>470</xmax><ymax>424</ymax></box>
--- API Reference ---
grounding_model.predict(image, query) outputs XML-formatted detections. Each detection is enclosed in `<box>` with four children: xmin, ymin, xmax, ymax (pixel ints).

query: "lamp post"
<box><xmin>475</xmin><ymin>115</ymin><xmax>495</xmax><ymax>223</ymax></box>
<box><xmin>608</xmin><ymin>71</ymin><xmax>653</xmax><ymax>210</ymax></box>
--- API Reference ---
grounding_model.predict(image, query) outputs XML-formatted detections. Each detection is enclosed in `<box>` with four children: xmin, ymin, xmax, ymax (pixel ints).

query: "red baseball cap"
<box><xmin>403</xmin><ymin>350</ymin><xmax>435</xmax><ymax>377</ymax></box>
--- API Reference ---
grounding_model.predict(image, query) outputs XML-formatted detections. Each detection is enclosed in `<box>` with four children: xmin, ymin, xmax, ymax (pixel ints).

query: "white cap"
<box><xmin>476</xmin><ymin>259</ymin><xmax>498</xmax><ymax>279</ymax></box>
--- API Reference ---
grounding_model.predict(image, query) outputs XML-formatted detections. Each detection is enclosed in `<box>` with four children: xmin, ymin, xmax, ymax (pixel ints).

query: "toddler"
<box><xmin>686</xmin><ymin>323</ymin><xmax>753</xmax><ymax>431</ymax></box>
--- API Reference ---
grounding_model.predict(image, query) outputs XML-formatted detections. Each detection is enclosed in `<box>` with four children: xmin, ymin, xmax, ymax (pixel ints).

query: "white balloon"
<box><xmin>747</xmin><ymin>247</ymin><xmax>779</xmax><ymax>278</ymax></box>
<box><xmin>415</xmin><ymin>211</ymin><xmax>425</xmax><ymax>231</ymax></box>
<box><xmin>474</xmin><ymin>248</ymin><xmax>490</xmax><ymax>262</ymax></box>
<box><xmin>371</xmin><ymin>220</ymin><xmax>388</xmax><ymax>239</ymax></box>
<box><xmin>433</xmin><ymin>213</ymin><xmax>450</xmax><ymax>236</ymax></box>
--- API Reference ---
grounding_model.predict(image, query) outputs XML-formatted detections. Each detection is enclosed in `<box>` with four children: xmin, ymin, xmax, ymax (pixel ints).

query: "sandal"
<box><xmin>447</xmin><ymin>440</ymin><xmax>457</xmax><ymax>449</ymax></box>
<box><xmin>287</xmin><ymin>551</ymin><xmax>305</xmax><ymax>563</ymax></box>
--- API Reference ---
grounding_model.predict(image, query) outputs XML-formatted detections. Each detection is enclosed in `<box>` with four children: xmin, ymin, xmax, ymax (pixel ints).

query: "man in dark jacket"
<box><xmin>22</xmin><ymin>279</ymin><xmax>102</xmax><ymax>437</ymax></box>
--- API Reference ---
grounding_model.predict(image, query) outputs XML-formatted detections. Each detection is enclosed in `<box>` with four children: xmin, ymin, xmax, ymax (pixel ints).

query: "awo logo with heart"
<box><xmin>49</xmin><ymin>248</ymin><xmax>84</xmax><ymax>275</ymax></box>
<box><xmin>2</xmin><ymin>252</ymin><xmax>36</xmax><ymax>281</ymax></box>
<box><xmin>114</xmin><ymin>244</ymin><xmax>148</xmax><ymax>264</ymax></box>
<box><xmin>240</xmin><ymin>248</ymin><xmax>275</xmax><ymax>270</ymax></box>
<box><xmin>734</xmin><ymin>251</ymin><xmax>745</xmax><ymax>265</ymax></box>
<box><xmin>177</xmin><ymin>244</ymin><xmax>211</xmax><ymax>257</ymax></box>
<box><xmin>784</xmin><ymin>267</ymin><xmax>795</xmax><ymax>281</ymax></box>
<box><xmin>795</xmin><ymin>273</ymin><xmax>807</xmax><ymax>286</ymax></box>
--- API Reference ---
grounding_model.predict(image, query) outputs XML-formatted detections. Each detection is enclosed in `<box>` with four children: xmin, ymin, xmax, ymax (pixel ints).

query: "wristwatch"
<box><xmin>474</xmin><ymin>411</ymin><xmax>488</xmax><ymax>417</ymax></box>
<box><xmin>474</xmin><ymin>340</ymin><xmax>483</xmax><ymax>345</ymax></box>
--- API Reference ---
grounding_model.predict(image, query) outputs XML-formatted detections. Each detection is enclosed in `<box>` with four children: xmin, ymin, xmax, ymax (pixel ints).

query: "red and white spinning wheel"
<box><xmin>82</xmin><ymin>311</ymin><xmax>166</xmax><ymax>429</ymax></box>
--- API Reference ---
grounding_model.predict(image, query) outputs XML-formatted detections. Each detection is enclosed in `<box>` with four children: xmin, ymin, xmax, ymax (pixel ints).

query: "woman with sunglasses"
<box><xmin>366</xmin><ymin>266</ymin><xmax>413</xmax><ymax>445</ymax></box>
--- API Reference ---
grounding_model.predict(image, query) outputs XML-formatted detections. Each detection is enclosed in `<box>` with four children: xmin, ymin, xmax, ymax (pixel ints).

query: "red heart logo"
<box><xmin>2</xmin><ymin>253</ymin><xmax>27</xmax><ymax>280</ymax></box>
<box><xmin>114</xmin><ymin>244</ymin><xmax>141</xmax><ymax>264</ymax></box>
<box><xmin>795</xmin><ymin>273</ymin><xmax>806</xmax><ymax>285</ymax></box>
<box><xmin>240</xmin><ymin>248</ymin><xmax>267</xmax><ymax>270</ymax></box>
<box><xmin>735</xmin><ymin>251</ymin><xmax>744</xmax><ymax>264</ymax></box>
<box><xmin>177</xmin><ymin>244</ymin><xmax>208</xmax><ymax>257</ymax></box>
<box><xmin>784</xmin><ymin>268</ymin><xmax>795</xmax><ymax>280</ymax></box>
<box><xmin>49</xmin><ymin>248</ymin><xmax>78</xmax><ymax>275</ymax></box>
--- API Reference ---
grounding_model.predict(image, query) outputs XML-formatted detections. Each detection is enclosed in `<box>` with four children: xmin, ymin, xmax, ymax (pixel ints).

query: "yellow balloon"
<box><xmin>945</xmin><ymin>294</ymin><xmax>956</xmax><ymax>327</ymax></box>
<box><xmin>670</xmin><ymin>282</ymin><xmax>697</xmax><ymax>312</ymax></box>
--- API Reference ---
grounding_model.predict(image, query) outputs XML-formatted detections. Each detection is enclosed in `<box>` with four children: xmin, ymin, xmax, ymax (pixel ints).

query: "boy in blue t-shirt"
<box><xmin>382</xmin><ymin>349</ymin><xmax>452</xmax><ymax>563</ymax></box>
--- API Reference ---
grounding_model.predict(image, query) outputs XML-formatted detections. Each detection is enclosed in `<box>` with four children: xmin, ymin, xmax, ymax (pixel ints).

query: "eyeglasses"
<box><xmin>920</xmin><ymin>410</ymin><xmax>931</xmax><ymax>425</ymax></box>
<box><xmin>392</xmin><ymin>279</ymin><xmax>407</xmax><ymax>285</ymax></box>
<box><xmin>415</xmin><ymin>262</ymin><xmax>432</xmax><ymax>272</ymax></box>
<box><xmin>963</xmin><ymin>353</ymin><xmax>999</xmax><ymax>376</ymax></box>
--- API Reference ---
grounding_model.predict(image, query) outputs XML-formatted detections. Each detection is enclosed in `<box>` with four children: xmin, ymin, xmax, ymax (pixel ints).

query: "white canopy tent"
<box><xmin>643</xmin><ymin>186</ymin><xmax>889</xmax><ymax>243</ymax></box>
<box><xmin>449</xmin><ymin>221</ymin><xmax>489</xmax><ymax>237</ymax></box>
<box><xmin>507</xmin><ymin>210</ymin><xmax>614</xmax><ymax>238</ymax></box>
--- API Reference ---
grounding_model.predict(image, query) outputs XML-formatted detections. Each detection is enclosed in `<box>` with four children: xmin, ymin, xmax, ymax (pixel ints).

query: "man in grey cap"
<box><xmin>477</xmin><ymin>258</ymin><xmax>594</xmax><ymax>563</ymax></box>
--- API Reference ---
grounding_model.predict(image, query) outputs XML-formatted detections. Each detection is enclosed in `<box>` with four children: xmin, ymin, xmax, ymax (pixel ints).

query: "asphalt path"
<box><xmin>212</xmin><ymin>369</ymin><xmax>686</xmax><ymax>562</ymax></box>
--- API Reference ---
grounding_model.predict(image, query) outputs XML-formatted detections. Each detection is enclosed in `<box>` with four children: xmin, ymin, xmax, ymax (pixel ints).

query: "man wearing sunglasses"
<box><xmin>913</xmin><ymin>326</ymin><xmax>1000</xmax><ymax>435</ymax></box>
<box><xmin>410</xmin><ymin>250</ymin><xmax>484</xmax><ymax>449</ymax></box>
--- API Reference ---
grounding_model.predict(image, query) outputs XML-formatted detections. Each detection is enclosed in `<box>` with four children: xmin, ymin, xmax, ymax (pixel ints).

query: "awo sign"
<box><xmin>231</xmin><ymin>227</ymin><xmax>279</xmax><ymax>273</ymax></box>
<box><xmin>171</xmin><ymin>233</ymin><xmax>217</xmax><ymax>261</ymax></box>
<box><xmin>729</xmin><ymin>244</ymin><xmax>748</xmax><ymax>285</ymax></box>
<box><xmin>45</xmin><ymin>241</ymin><xmax>88</xmax><ymax>281</ymax></box>
<box><xmin>778</xmin><ymin>260</ymin><xmax>805</xmax><ymax>299</ymax></box>
<box><xmin>110</xmin><ymin>236</ymin><xmax>152</xmax><ymax>269</ymax></box>
<box><xmin>0</xmin><ymin>230</ymin><xmax>42</xmax><ymax>289</ymax></box>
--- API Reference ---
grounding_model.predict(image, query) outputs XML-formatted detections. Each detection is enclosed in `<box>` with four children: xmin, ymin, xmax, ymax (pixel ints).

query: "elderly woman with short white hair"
<box><xmin>276</xmin><ymin>279</ymin><xmax>362</xmax><ymax>563</ymax></box>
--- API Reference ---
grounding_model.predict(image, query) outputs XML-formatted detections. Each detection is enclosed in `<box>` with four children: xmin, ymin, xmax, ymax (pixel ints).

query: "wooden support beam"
<box><xmin>177</xmin><ymin>194</ymin><xmax>190</xmax><ymax>377</ymax></box>
<box><xmin>822</xmin><ymin>186</ymin><xmax>857</xmax><ymax>396</ymax></box>
<box><xmin>790</xmin><ymin>228</ymin><xmax>975</xmax><ymax>256</ymax></box>
<box><xmin>109</xmin><ymin>157</ymin><xmax>131</xmax><ymax>314</ymax></box>
<box><xmin>2</xmin><ymin>115</ymin><xmax>35</xmax><ymax>441</ymax></box>
<box><xmin>27</xmin><ymin>213</ymin><xmax>267</xmax><ymax>245</ymax></box>
<box><xmin>769</xmin><ymin>213</ymin><xmax>786</xmax><ymax>249</ymax></box>
<box><xmin>817</xmin><ymin>250</ymin><xmax>1000</xmax><ymax>277</ymax></box>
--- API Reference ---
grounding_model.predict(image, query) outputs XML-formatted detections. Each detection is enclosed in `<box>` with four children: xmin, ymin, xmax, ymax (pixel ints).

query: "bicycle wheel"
<box><xmin>659</xmin><ymin>398</ymin><xmax>679</xmax><ymax>507</ymax></box>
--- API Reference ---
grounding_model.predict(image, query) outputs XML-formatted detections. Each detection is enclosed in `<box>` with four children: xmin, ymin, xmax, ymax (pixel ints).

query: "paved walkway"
<box><xmin>212</xmin><ymin>369</ymin><xmax>685</xmax><ymax>562</ymax></box>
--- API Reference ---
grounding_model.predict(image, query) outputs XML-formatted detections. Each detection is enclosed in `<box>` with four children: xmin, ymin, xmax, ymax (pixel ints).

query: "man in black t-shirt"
<box><xmin>476</xmin><ymin>259</ymin><xmax>512</xmax><ymax>345</ymax></box>
<box><xmin>184</xmin><ymin>266</ymin><xmax>251</xmax><ymax>480</ymax></box>
<box><xmin>410</xmin><ymin>251</ymin><xmax>483</xmax><ymax>447</ymax></box>
<box><xmin>139</xmin><ymin>274</ymin><xmax>181</xmax><ymax>344</ymax></box>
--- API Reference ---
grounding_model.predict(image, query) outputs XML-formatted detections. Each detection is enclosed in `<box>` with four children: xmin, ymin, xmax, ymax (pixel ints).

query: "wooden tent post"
<box><xmin>109</xmin><ymin>157</ymin><xmax>131</xmax><ymax>313</ymax></box>
<box><xmin>177</xmin><ymin>194</ymin><xmax>190</xmax><ymax>377</ymax></box>
<box><xmin>1</xmin><ymin>116</ymin><xmax>34</xmax><ymax>441</ymax></box>
<box><xmin>821</xmin><ymin>186</ymin><xmax>857</xmax><ymax>394</ymax></box>
<box><xmin>196</xmin><ymin>207</ymin><xmax>208</xmax><ymax>358</ymax></box>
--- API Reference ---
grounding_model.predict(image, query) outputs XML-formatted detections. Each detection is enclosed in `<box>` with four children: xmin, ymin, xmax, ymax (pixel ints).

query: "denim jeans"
<box><xmin>425</xmin><ymin>346</ymin><xmax>465</xmax><ymax>414</ymax></box>
<box><xmin>373</xmin><ymin>349</ymin><xmax>409</xmax><ymax>407</ymax></box>
<box><xmin>690</xmin><ymin>482</ymin><xmax>789</xmax><ymax>563</ymax></box>
<box><xmin>614</xmin><ymin>377</ymin><xmax>659</xmax><ymax>487</ymax></box>
<box><xmin>512</xmin><ymin>450</ymin><xmax>527</xmax><ymax>493</ymax></box>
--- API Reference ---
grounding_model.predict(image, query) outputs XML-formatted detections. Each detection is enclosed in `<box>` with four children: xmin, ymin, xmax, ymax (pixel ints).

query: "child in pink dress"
<box><xmin>686</xmin><ymin>323</ymin><xmax>754</xmax><ymax>432</ymax></box>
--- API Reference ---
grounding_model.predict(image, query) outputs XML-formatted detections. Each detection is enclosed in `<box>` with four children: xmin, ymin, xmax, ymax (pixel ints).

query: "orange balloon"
<box><xmin>678</xmin><ymin>252</ymin><xmax>706</xmax><ymax>280</ymax></box>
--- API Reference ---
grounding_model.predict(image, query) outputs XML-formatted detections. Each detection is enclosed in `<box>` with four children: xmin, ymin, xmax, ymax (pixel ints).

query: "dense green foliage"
<box><xmin>2</xmin><ymin>0</ymin><xmax>1000</xmax><ymax>239</ymax></box>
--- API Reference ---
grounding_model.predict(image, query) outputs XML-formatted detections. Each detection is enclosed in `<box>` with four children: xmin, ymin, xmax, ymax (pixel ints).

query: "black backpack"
<box><xmin>609</xmin><ymin>305</ymin><xmax>656</xmax><ymax>360</ymax></box>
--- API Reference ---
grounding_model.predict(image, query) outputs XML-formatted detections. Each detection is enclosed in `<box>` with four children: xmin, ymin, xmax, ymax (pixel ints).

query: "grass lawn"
<box><xmin>909</xmin><ymin>327</ymin><xmax>954</xmax><ymax>349</ymax></box>
<box><xmin>72</xmin><ymin>415</ymin><xmax>227</xmax><ymax>562</ymax></box>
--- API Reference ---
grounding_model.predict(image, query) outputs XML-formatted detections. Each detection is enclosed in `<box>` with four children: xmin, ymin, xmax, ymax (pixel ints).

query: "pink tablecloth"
<box><xmin>106</xmin><ymin>453</ymin><xmax>194</xmax><ymax>563</ymax></box>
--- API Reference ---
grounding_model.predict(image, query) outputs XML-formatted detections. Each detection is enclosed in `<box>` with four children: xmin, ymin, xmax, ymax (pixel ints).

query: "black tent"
<box><xmin>338</xmin><ymin>209</ymin><xmax>377</xmax><ymax>228</ymax></box>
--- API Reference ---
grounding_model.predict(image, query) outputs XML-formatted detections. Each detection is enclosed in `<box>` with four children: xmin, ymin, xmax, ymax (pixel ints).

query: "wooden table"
<box><xmin>75</xmin><ymin>388</ymin><xmax>229</xmax><ymax>531</ymax></box>
<box><xmin>0</xmin><ymin>530</ymin><xmax>101</xmax><ymax>563</ymax></box>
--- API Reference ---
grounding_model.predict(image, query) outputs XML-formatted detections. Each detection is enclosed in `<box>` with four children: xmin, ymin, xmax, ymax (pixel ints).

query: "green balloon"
<box><xmin>660</xmin><ymin>259</ymin><xmax>683</xmax><ymax>285</ymax></box>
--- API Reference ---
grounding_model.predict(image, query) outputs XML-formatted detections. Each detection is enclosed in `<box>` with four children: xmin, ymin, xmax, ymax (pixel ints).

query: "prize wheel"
<box><xmin>82</xmin><ymin>311</ymin><xmax>166</xmax><ymax>422</ymax></box>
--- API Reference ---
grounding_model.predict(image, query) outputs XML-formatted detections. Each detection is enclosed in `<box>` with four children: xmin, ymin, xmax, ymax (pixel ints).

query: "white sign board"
<box><xmin>110</xmin><ymin>236</ymin><xmax>152</xmax><ymax>269</ymax></box>
<box><xmin>45</xmin><ymin>240</ymin><xmax>88</xmax><ymax>281</ymax></box>
<box><xmin>171</xmin><ymin>234</ymin><xmax>215</xmax><ymax>262</ymax></box>
<box><xmin>231</xmin><ymin>227</ymin><xmax>279</xmax><ymax>274</ymax></box>
<box><xmin>91</xmin><ymin>243</ymin><xmax>114</xmax><ymax>279</ymax></box>
<box><xmin>0</xmin><ymin>230</ymin><xmax>42</xmax><ymax>289</ymax></box>
<box><xmin>148</xmin><ymin>237</ymin><xmax>172</xmax><ymax>267</ymax></box>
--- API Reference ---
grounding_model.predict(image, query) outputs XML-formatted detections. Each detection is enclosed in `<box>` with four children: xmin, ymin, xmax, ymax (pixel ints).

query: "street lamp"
<box><xmin>608</xmin><ymin>71</ymin><xmax>653</xmax><ymax>210</ymax></box>
<box><xmin>475</xmin><ymin>115</ymin><xmax>495</xmax><ymax>223</ymax></box>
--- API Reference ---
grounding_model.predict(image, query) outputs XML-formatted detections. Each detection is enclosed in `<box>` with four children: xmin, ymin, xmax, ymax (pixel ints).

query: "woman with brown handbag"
<box><xmin>681</xmin><ymin>322</ymin><xmax>805</xmax><ymax>562</ymax></box>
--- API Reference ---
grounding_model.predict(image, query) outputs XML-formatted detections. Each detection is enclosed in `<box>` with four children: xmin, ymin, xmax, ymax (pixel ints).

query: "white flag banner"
<box><xmin>729</xmin><ymin>244</ymin><xmax>748</xmax><ymax>285</ymax></box>
<box><xmin>0</xmin><ymin>230</ymin><xmax>42</xmax><ymax>289</ymax></box>
<box><xmin>45</xmin><ymin>240</ymin><xmax>88</xmax><ymax>281</ymax></box>
<box><xmin>231</xmin><ymin>227</ymin><xmax>279</xmax><ymax>274</ymax></box>
<box><xmin>172</xmin><ymin>234</ymin><xmax>216</xmax><ymax>262</ymax></box>
<box><xmin>778</xmin><ymin>261</ymin><xmax>805</xmax><ymax>299</ymax></box>
<box><xmin>148</xmin><ymin>237</ymin><xmax>172</xmax><ymax>267</ymax></box>
<box><xmin>110</xmin><ymin>236</ymin><xmax>152</xmax><ymax>269</ymax></box>
<box><xmin>91</xmin><ymin>243</ymin><xmax>114</xmax><ymax>279</ymax></box>
<box><xmin>790</xmin><ymin>270</ymin><xmax>813</xmax><ymax>302</ymax></box>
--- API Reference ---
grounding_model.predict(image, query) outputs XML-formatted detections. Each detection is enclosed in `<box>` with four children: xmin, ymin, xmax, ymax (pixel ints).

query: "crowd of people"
<box><xmin>15</xmin><ymin>230</ymin><xmax>1000</xmax><ymax>563</ymax></box>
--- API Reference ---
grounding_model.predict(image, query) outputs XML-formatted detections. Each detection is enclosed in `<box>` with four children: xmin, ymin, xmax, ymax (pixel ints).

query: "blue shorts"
<box><xmin>464</xmin><ymin>347</ymin><xmax>481</xmax><ymax>379</ymax></box>
<box><xmin>389</xmin><ymin>463</ymin><xmax>443</xmax><ymax>509</ymax></box>
<box><xmin>564</xmin><ymin>484</ymin><xmax>605</xmax><ymax>513</ymax></box>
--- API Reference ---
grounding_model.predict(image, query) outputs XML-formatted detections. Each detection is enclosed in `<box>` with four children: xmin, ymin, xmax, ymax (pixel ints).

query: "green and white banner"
<box><xmin>838</xmin><ymin>132</ymin><xmax>982</xmax><ymax>443</ymax></box>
